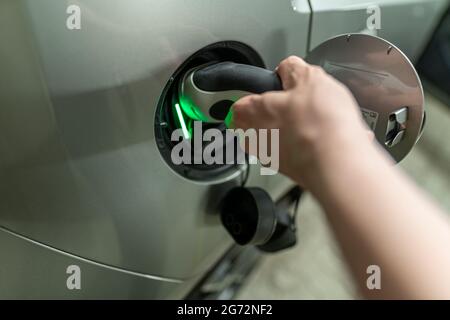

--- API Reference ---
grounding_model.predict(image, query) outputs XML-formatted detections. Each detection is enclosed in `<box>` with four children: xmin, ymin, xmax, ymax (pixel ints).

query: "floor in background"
<box><xmin>237</xmin><ymin>93</ymin><xmax>450</xmax><ymax>299</ymax></box>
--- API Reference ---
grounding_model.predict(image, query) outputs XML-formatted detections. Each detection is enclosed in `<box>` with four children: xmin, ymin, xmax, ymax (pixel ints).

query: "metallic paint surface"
<box><xmin>0</xmin><ymin>0</ymin><xmax>309</xmax><ymax>297</ymax></box>
<box><xmin>309</xmin><ymin>0</ymin><xmax>448</xmax><ymax>61</ymax></box>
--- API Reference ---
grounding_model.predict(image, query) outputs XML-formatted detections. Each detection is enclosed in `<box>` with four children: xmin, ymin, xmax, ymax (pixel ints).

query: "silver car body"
<box><xmin>0</xmin><ymin>0</ymin><xmax>447</xmax><ymax>298</ymax></box>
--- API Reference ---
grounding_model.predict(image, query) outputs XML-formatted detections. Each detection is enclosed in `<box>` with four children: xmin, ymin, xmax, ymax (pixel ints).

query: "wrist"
<box><xmin>300</xmin><ymin>128</ymin><xmax>384</xmax><ymax>194</ymax></box>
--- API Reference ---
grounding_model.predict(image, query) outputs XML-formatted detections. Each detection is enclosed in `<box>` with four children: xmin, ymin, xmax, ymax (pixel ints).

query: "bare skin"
<box><xmin>231</xmin><ymin>56</ymin><xmax>450</xmax><ymax>299</ymax></box>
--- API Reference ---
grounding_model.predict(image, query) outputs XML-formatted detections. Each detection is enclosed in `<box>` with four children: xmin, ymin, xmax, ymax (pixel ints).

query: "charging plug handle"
<box><xmin>193</xmin><ymin>62</ymin><xmax>282</xmax><ymax>93</ymax></box>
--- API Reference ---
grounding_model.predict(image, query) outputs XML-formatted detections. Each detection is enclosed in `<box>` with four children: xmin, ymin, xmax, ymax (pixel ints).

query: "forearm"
<box><xmin>303</xmin><ymin>139</ymin><xmax>450</xmax><ymax>299</ymax></box>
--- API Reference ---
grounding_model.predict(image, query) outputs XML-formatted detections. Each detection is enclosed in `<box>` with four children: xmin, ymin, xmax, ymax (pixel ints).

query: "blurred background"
<box><xmin>237</xmin><ymin>5</ymin><xmax>450</xmax><ymax>300</ymax></box>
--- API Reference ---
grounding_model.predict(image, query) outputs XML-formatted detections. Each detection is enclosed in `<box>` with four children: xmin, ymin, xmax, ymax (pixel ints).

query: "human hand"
<box><xmin>231</xmin><ymin>56</ymin><xmax>374</xmax><ymax>187</ymax></box>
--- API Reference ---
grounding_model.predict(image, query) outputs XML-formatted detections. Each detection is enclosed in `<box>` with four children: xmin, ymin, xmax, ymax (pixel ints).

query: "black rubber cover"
<box><xmin>221</xmin><ymin>187</ymin><xmax>276</xmax><ymax>246</ymax></box>
<box><xmin>193</xmin><ymin>62</ymin><xmax>282</xmax><ymax>93</ymax></box>
<box><xmin>209</xmin><ymin>100</ymin><xmax>234</xmax><ymax>120</ymax></box>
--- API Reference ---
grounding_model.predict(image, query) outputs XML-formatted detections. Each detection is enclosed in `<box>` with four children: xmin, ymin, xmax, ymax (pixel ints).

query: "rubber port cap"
<box><xmin>221</xmin><ymin>187</ymin><xmax>276</xmax><ymax>246</ymax></box>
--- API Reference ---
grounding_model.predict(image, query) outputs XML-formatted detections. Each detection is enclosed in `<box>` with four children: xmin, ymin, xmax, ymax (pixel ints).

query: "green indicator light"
<box><xmin>224</xmin><ymin>109</ymin><xmax>233</xmax><ymax>128</ymax></box>
<box><xmin>174</xmin><ymin>103</ymin><xmax>191</xmax><ymax>140</ymax></box>
<box><xmin>179</xmin><ymin>95</ymin><xmax>209</xmax><ymax>122</ymax></box>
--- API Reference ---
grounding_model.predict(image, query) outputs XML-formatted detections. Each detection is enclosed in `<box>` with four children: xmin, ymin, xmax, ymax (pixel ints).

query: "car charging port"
<box><xmin>154</xmin><ymin>41</ymin><xmax>265</xmax><ymax>182</ymax></box>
